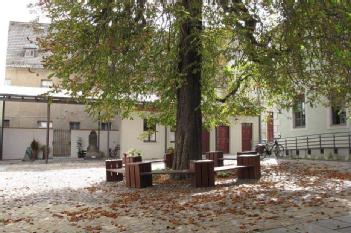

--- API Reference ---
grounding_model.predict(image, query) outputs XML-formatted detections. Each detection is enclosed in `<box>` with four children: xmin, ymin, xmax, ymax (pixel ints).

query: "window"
<box><xmin>69</xmin><ymin>122</ymin><xmax>80</xmax><ymax>130</ymax></box>
<box><xmin>24</xmin><ymin>48</ymin><xmax>37</xmax><ymax>58</ymax></box>
<box><xmin>41</xmin><ymin>80</ymin><xmax>53</xmax><ymax>88</ymax></box>
<box><xmin>3</xmin><ymin>120</ymin><xmax>10</xmax><ymax>128</ymax></box>
<box><xmin>38</xmin><ymin>121</ymin><xmax>53</xmax><ymax>128</ymax></box>
<box><xmin>101</xmin><ymin>122</ymin><xmax>112</xmax><ymax>130</ymax></box>
<box><xmin>331</xmin><ymin>106</ymin><xmax>346</xmax><ymax>125</ymax></box>
<box><xmin>293</xmin><ymin>95</ymin><xmax>306</xmax><ymax>128</ymax></box>
<box><xmin>143</xmin><ymin>119</ymin><xmax>156</xmax><ymax>142</ymax></box>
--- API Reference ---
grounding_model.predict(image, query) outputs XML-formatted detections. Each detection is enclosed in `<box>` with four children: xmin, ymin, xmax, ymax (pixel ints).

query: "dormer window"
<box><xmin>23</xmin><ymin>43</ymin><xmax>38</xmax><ymax>58</ymax></box>
<box><xmin>25</xmin><ymin>49</ymin><xmax>35</xmax><ymax>57</ymax></box>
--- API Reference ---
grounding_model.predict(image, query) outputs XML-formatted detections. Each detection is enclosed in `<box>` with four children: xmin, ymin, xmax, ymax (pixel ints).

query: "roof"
<box><xmin>6</xmin><ymin>21</ymin><xmax>49</xmax><ymax>69</ymax></box>
<box><xmin>0</xmin><ymin>85</ymin><xmax>78</xmax><ymax>104</ymax></box>
<box><xmin>0</xmin><ymin>85</ymin><xmax>158</xmax><ymax>104</ymax></box>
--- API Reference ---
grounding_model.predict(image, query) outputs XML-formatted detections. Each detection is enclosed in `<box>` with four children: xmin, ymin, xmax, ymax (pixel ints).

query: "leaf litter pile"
<box><xmin>1</xmin><ymin>161</ymin><xmax>351</xmax><ymax>232</ymax></box>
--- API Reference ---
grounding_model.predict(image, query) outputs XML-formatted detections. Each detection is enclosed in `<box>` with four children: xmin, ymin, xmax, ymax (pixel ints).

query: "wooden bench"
<box><xmin>124</xmin><ymin>160</ymin><xmax>214</xmax><ymax>188</ymax></box>
<box><xmin>105</xmin><ymin>159</ymin><xmax>123</xmax><ymax>182</ymax></box>
<box><xmin>237</xmin><ymin>151</ymin><xmax>257</xmax><ymax>155</ymax></box>
<box><xmin>205</xmin><ymin>151</ymin><xmax>224</xmax><ymax>167</ymax></box>
<box><xmin>106</xmin><ymin>155</ymin><xmax>260</xmax><ymax>188</ymax></box>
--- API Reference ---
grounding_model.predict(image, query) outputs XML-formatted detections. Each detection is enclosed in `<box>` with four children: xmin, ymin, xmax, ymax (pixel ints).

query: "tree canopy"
<box><xmin>37</xmin><ymin>0</ymin><xmax>351</xmax><ymax>169</ymax></box>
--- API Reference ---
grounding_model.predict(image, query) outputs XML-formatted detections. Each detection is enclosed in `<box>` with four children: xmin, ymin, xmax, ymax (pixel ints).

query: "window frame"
<box><xmin>331</xmin><ymin>105</ymin><xmax>347</xmax><ymax>126</ymax></box>
<box><xmin>101</xmin><ymin>122</ymin><xmax>112</xmax><ymax>131</ymax></box>
<box><xmin>292</xmin><ymin>95</ymin><xmax>306</xmax><ymax>128</ymax></box>
<box><xmin>37</xmin><ymin>121</ymin><xmax>53</xmax><ymax>129</ymax></box>
<box><xmin>143</xmin><ymin>119</ymin><xmax>156</xmax><ymax>142</ymax></box>
<box><xmin>69</xmin><ymin>121</ymin><xmax>80</xmax><ymax>130</ymax></box>
<box><xmin>41</xmin><ymin>79</ymin><xmax>53</xmax><ymax>88</ymax></box>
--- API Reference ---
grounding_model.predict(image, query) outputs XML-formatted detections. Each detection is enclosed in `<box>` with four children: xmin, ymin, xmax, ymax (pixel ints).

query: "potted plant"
<box><xmin>40</xmin><ymin>145</ymin><xmax>50</xmax><ymax>160</ymax></box>
<box><xmin>30</xmin><ymin>139</ymin><xmax>39</xmax><ymax>160</ymax></box>
<box><xmin>124</xmin><ymin>149</ymin><xmax>142</xmax><ymax>164</ymax></box>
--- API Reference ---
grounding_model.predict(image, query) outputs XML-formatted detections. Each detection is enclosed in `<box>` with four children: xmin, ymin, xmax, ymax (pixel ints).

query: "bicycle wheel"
<box><xmin>273</xmin><ymin>144</ymin><xmax>284</xmax><ymax>157</ymax></box>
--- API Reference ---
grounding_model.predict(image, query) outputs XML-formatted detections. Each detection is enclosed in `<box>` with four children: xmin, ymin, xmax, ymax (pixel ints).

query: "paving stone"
<box><xmin>287</xmin><ymin>223</ymin><xmax>340</xmax><ymax>233</ymax></box>
<box><xmin>260</xmin><ymin>228</ymin><xmax>299</xmax><ymax>233</ymax></box>
<box><xmin>335</xmin><ymin>215</ymin><xmax>351</xmax><ymax>224</ymax></box>
<box><xmin>336</xmin><ymin>226</ymin><xmax>351</xmax><ymax>233</ymax></box>
<box><xmin>314</xmin><ymin>218</ymin><xmax>351</xmax><ymax>230</ymax></box>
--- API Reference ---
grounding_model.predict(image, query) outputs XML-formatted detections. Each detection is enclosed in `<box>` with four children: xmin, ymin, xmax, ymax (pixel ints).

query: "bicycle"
<box><xmin>109</xmin><ymin>145</ymin><xmax>120</xmax><ymax>159</ymax></box>
<box><xmin>256</xmin><ymin>140</ymin><xmax>284</xmax><ymax>159</ymax></box>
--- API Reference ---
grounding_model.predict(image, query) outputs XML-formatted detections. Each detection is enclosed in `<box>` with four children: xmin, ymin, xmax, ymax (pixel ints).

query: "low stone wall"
<box><xmin>282</xmin><ymin>148</ymin><xmax>351</xmax><ymax>161</ymax></box>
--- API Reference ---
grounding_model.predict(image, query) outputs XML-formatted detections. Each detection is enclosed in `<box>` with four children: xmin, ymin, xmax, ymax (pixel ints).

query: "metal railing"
<box><xmin>275</xmin><ymin>131</ymin><xmax>351</xmax><ymax>155</ymax></box>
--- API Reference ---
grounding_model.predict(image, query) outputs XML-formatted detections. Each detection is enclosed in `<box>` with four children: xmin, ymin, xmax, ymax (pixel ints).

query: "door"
<box><xmin>53</xmin><ymin>129</ymin><xmax>71</xmax><ymax>156</ymax></box>
<box><xmin>267</xmin><ymin>112</ymin><xmax>274</xmax><ymax>142</ymax></box>
<box><xmin>202</xmin><ymin>129</ymin><xmax>210</xmax><ymax>154</ymax></box>
<box><xmin>242</xmin><ymin>123</ymin><xmax>253</xmax><ymax>151</ymax></box>
<box><xmin>216</xmin><ymin>126</ymin><xmax>229</xmax><ymax>153</ymax></box>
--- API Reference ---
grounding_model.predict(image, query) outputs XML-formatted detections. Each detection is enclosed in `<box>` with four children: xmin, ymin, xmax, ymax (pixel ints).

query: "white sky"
<box><xmin>0</xmin><ymin>0</ymin><xmax>49</xmax><ymax>85</ymax></box>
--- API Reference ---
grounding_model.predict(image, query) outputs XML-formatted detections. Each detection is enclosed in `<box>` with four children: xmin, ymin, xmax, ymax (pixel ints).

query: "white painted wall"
<box><xmin>70</xmin><ymin>130</ymin><xmax>120</xmax><ymax>158</ymax></box>
<box><xmin>277</xmin><ymin>103</ymin><xmax>350</xmax><ymax>138</ymax></box>
<box><xmin>208</xmin><ymin>116</ymin><xmax>259</xmax><ymax>155</ymax></box>
<box><xmin>3</xmin><ymin>128</ymin><xmax>53</xmax><ymax>160</ymax></box>
<box><xmin>120</xmin><ymin>116</ymin><xmax>166</xmax><ymax>160</ymax></box>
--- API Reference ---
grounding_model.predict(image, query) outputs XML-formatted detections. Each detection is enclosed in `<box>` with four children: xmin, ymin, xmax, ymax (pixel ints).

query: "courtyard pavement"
<box><xmin>0</xmin><ymin>157</ymin><xmax>350</xmax><ymax>232</ymax></box>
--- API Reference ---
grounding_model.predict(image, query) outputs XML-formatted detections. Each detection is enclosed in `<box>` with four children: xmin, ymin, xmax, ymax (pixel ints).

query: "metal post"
<box><xmin>164</xmin><ymin>126</ymin><xmax>168</xmax><ymax>153</ymax></box>
<box><xmin>107</xmin><ymin>121</ymin><xmax>110</xmax><ymax>157</ymax></box>
<box><xmin>0</xmin><ymin>98</ymin><xmax>5</xmax><ymax>160</ymax></box>
<box><xmin>97</xmin><ymin>113</ymin><xmax>100</xmax><ymax>151</ymax></box>
<box><xmin>306</xmin><ymin>136</ymin><xmax>309</xmax><ymax>154</ymax></box>
<box><xmin>319</xmin><ymin>134</ymin><xmax>323</xmax><ymax>154</ymax></box>
<box><xmin>348</xmin><ymin>133</ymin><xmax>351</xmax><ymax>154</ymax></box>
<box><xmin>46</xmin><ymin>101</ymin><xmax>50</xmax><ymax>164</ymax></box>
<box><xmin>333</xmin><ymin>134</ymin><xmax>337</xmax><ymax>154</ymax></box>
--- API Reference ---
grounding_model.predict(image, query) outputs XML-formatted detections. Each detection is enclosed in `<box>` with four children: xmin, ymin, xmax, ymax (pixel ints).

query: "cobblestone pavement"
<box><xmin>0</xmin><ymin>158</ymin><xmax>350</xmax><ymax>232</ymax></box>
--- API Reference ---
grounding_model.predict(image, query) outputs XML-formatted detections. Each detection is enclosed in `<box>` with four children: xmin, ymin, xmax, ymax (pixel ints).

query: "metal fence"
<box><xmin>275</xmin><ymin>131</ymin><xmax>351</xmax><ymax>155</ymax></box>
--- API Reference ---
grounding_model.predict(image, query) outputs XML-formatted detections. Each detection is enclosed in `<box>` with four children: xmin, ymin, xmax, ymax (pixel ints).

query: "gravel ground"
<box><xmin>0</xmin><ymin>158</ymin><xmax>350</xmax><ymax>233</ymax></box>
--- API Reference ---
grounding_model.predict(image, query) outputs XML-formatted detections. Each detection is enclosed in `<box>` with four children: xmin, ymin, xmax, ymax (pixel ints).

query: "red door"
<box><xmin>242</xmin><ymin>123</ymin><xmax>253</xmax><ymax>151</ymax></box>
<box><xmin>202</xmin><ymin>129</ymin><xmax>210</xmax><ymax>154</ymax></box>
<box><xmin>216</xmin><ymin>126</ymin><xmax>229</xmax><ymax>153</ymax></box>
<box><xmin>267</xmin><ymin>112</ymin><xmax>274</xmax><ymax>142</ymax></box>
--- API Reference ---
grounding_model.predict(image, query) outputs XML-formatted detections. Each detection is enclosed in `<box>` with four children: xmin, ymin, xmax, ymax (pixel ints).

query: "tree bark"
<box><xmin>173</xmin><ymin>0</ymin><xmax>203</xmax><ymax>177</ymax></box>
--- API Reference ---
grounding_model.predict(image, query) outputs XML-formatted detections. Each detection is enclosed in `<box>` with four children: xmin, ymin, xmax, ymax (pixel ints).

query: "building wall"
<box><xmin>5</xmin><ymin>67</ymin><xmax>59</xmax><ymax>87</ymax></box>
<box><xmin>3</xmin><ymin>128</ymin><xmax>53</xmax><ymax>160</ymax></box>
<box><xmin>120</xmin><ymin>115</ymin><xmax>166</xmax><ymax>160</ymax></box>
<box><xmin>277</xmin><ymin>103</ymin><xmax>350</xmax><ymax>138</ymax></box>
<box><xmin>70</xmin><ymin>130</ymin><xmax>120</xmax><ymax>158</ymax></box>
<box><xmin>120</xmin><ymin>115</ymin><xmax>259</xmax><ymax>159</ymax></box>
<box><xmin>208</xmin><ymin>116</ymin><xmax>259</xmax><ymax>154</ymax></box>
<box><xmin>4</xmin><ymin>101</ymin><xmax>121</xmax><ymax>130</ymax></box>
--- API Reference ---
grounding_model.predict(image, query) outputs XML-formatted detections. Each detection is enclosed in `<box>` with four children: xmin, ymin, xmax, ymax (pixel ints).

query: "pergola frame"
<box><xmin>0</xmin><ymin>93</ymin><xmax>105</xmax><ymax>163</ymax></box>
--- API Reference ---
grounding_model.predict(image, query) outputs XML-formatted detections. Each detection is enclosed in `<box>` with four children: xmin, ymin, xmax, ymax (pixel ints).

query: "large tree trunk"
<box><xmin>173</xmin><ymin>0</ymin><xmax>203</xmax><ymax>177</ymax></box>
